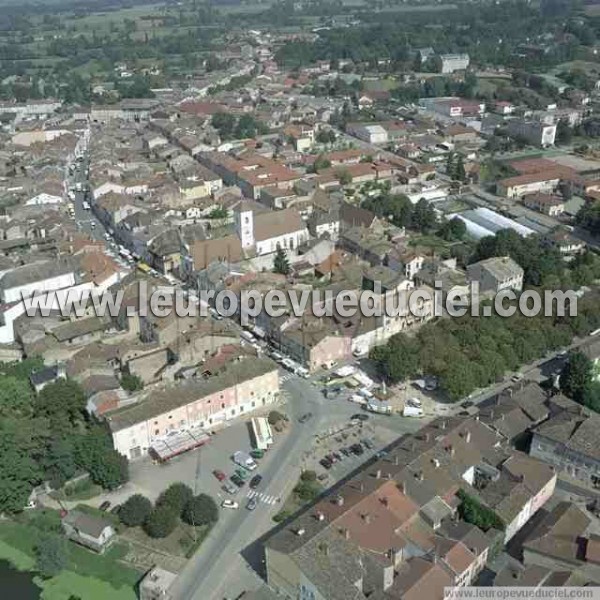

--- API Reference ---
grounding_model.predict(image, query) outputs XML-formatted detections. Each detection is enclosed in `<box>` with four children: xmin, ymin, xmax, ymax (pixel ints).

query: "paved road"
<box><xmin>168</xmin><ymin>375</ymin><xmax>328</xmax><ymax>600</ymax></box>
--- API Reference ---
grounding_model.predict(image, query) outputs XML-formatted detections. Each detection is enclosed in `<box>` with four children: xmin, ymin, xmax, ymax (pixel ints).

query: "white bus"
<box><xmin>250</xmin><ymin>417</ymin><xmax>273</xmax><ymax>451</ymax></box>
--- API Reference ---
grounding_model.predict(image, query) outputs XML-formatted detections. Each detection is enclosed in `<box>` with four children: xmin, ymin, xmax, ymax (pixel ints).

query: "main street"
<box><xmin>168</xmin><ymin>374</ymin><xmax>332</xmax><ymax>600</ymax></box>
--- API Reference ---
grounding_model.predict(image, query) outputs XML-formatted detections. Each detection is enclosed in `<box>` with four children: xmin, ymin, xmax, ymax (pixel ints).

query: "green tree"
<box><xmin>35</xmin><ymin>379</ymin><xmax>85</xmax><ymax>428</ymax></box>
<box><xmin>212</xmin><ymin>112</ymin><xmax>236</xmax><ymax>140</ymax></box>
<box><xmin>316</xmin><ymin>129</ymin><xmax>336</xmax><ymax>144</ymax></box>
<box><xmin>273</xmin><ymin>246</ymin><xmax>290</xmax><ymax>275</ymax></box>
<box><xmin>0</xmin><ymin>417</ymin><xmax>46</xmax><ymax>513</ymax></box>
<box><xmin>457</xmin><ymin>490</ymin><xmax>504</xmax><ymax>531</ymax></box>
<box><xmin>119</xmin><ymin>494</ymin><xmax>153</xmax><ymax>527</ymax></box>
<box><xmin>156</xmin><ymin>483</ymin><xmax>193</xmax><ymax>517</ymax></box>
<box><xmin>556</xmin><ymin>118</ymin><xmax>573</xmax><ymax>145</ymax></box>
<box><xmin>438</xmin><ymin>217</ymin><xmax>467</xmax><ymax>241</ymax></box>
<box><xmin>182</xmin><ymin>493</ymin><xmax>219</xmax><ymax>526</ymax></box>
<box><xmin>411</xmin><ymin>198</ymin><xmax>436</xmax><ymax>233</ymax></box>
<box><xmin>560</xmin><ymin>351</ymin><xmax>593</xmax><ymax>403</ymax></box>
<box><xmin>268</xmin><ymin>410</ymin><xmax>285</xmax><ymax>425</ymax></box>
<box><xmin>121</xmin><ymin>373</ymin><xmax>143</xmax><ymax>393</ymax></box>
<box><xmin>455</xmin><ymin>155</ymin><xmax>467</xmax><ymax>183</ymax></box>
<box><xmin>0</xmin><ymin>356</ymin><xmax>44</xmax><ymax>380</ymax></box>
<box><xmin>311</xmin><ymin>154</ymin><xmax>331</xmax><ymax>172</ymax></box>
<box><xmin>75</xmin><ymin>424</ymin><xmax>128</xmax><ymax>490</ymax></box>
<box><xmin>294</xmin><ymin>480</ymin><xmax>321</xmax><ymax>502</ymax></box>
<box><xmin>36</xmin><ymin>535</ymin><xmax>68</xmax><ymax>578</ymax></box>
<box><xmin>446</xmin><ymin>152</ymin><xmax>456</xmax><ymax>179</ymax></box>
<box><xmin>337</xmin><ymin>168</ymin><xmax>352</xmax><ymax>185</ymax></box>
<box><xmin>300</xmin><ymin>470</ymin><xmax>317</xmax><ymax>482</ymax></box>
<box><xmin>144</xmin><ymin>504</ymin><xmax>179</xmax><ymax>538</ymax></box>
<box><xmin>0</xmin><ymin>376</ymin><xmax>34</xmax><ymax>417</ymax></box>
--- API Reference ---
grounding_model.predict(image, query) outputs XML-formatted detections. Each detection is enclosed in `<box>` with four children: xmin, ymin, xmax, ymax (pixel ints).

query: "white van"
<box><xmin>296</xmin><ymin>366</ymin><xmax>310</xmax><ymax>379</ymax></box>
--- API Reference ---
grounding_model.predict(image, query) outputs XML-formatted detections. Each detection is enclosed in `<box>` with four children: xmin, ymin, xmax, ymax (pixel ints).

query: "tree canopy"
<box><xmin>182</xmin><ymin>493</ymin><xmax>219</xmax><ymax>527</ymax></box>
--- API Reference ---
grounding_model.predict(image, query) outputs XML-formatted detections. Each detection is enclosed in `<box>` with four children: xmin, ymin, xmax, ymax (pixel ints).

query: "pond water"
<box><xmin>0</xmin><ymin>560</ymin><xmax>41</xmax><ymax>599</ymax></box>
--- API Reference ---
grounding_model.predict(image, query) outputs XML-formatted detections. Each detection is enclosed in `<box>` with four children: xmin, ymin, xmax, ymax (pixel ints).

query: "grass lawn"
<box><xmin>408</xmin><ymin>234</ymin><xmax>453</xmax><ymax>253</ymax></box>
<box><xmin>0</xmin><ymin>538</ymin><xmax>36</xmax><ymax>571</ymax></box>
<box><xmin>38</xmin><ymin>570</ymin><xmax>136</xmax><ymax>600</ymax></box>
<box><xmin>121</xmin><ymin>521</ymin><xmax>211</xmax><ymax>559</ymax></box>
<box><xmin>0</xmin><ymin>520</ymin><xmax>140</xmax><ymax>591</ymax></box>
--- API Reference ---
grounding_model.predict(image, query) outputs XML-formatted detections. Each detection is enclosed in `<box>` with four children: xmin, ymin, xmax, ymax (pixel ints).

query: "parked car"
<box><xmin>213</xmin><ymin>469</ymin><xmax>227</xmax><ymax>481</ymax></box>
<box><xmin>299</xmin><ymin>412</ymin><xmax>313</xmax><ymax>423</ymax></box>
<box><xmin>234</xmin><ymin>468</ymin><xmax>250</xmax><ymax>481</ymax></box>
<box><xmin>351</xmin><ymin>413</ymin><xmax>369</xmax><ymax>422</ymax></box>
<box><xmin>99</xmin><ymin>501</ymin><xmax>111</xmax><ymax>512</ymax></box>
<box><xmin>351</xmin><ymin>444</ymin><xmax>364</xmax><ymax>455</ymax></box>
<box><xmin>317</xmin><ymin>473</ymin><xmax>329</xmax><ymax>482</ymax></box>
<box><xmin>249</xmin><ymin>475</ymin><xmax>263</xmax><ymax>490</ymax></box>
<box><xmin>362</xmin><ymin>439</ymin><xmax>374</xmax><ymax>450</ymax></box>
<box><xmin>222</xmin><ymin>483</ymin><xmax>238</xmax><ymax>495</ymax></box>
<box><xmin>230</xmin><ymin>475</ymin><xmax>245</xmax><ymax>488</ymax></box>
<box><xmin>319</xmin><ymin>458</ymin><xmax>332</xmax><ymax>470</ymax></box>
<box><xmin>110</xmin><ymin>504</ymin><xmax>121</xmax><ymax>515</ymax></box>
<box><xmin>250</xmin><ymin>449</ymin><xmax>264</xmax><ymax>459</ymax></box>
<box><xmin>222</xmin><ymin>500</ymin><xmax>239</xmax><ymax>509</ymax></box>
<box><xmin>333</xmin><ymin>452</ymin><xmax>342</xmax><ymax>462</ymax></box>
<box><xmin>246</xmin><ymin>497</ymin><xmax>258</xmax><ymax>511</ymax></box>
<box><xmin>340</xmin><ymin>447</ymin><xmax>350</xmax><ymax>457</ymax></box>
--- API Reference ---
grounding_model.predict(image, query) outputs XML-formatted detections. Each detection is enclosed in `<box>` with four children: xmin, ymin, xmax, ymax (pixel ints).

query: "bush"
<box><xmin>294</xmin><ymin>480</ymin><xmax>321</xmax><ymax>502</ymax></box>
<box><xmin>119</xmin><ymin>494</ymin><xmax>153</xmax><ymax>527</ymax></box>
<box><xmin>121</xmin><ymin>373</ymin><xmax>143</xmax><ymax>393</ymax></box>
<box><xmin>156</xmin><ymin>483</ymin><xmax>193</xmax><ymax>517</ymax></box>
<box><xmin>25</xmin><ymin>509</ymin><xmax>62</xmax><ymax>534</ymax></box>
<box><xmin>268</xmin><ymin>410</ymin><xmax>285</xmax><ymax>426</ymax></box>
<box><xmin>300</xmin><ymin>470</ymin><xmax>317</xmax><ymax>482</ymax></box>
<box><xmin>36</xmin><ymin>535</ymin><xmax>68</xmax><ymax>578</ymax></box>
<box><xmin>182</xmin><ymin>494</ymin><xmax>219</xmax><ymax>527</ymax></box>
<box><xmin>143</xmin><ymin>505</ymin><xmax>178</xmax><ymax>538</ymax></box>
<box><xmin>458</xmin><ymin>490</ymin><xmax>505</xmax><ymax>532</ymax></box>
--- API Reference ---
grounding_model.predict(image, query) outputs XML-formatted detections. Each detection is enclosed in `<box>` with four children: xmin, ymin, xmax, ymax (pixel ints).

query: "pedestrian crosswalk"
<box><xmin>246</xmin><ymin>489</ymin><xmax>280</xmax><ymax>505</ymax></box>
<box><xmin>280</xmin><ymin>373</ymin><xmax>297</xmax><ymax>383</ymax></box>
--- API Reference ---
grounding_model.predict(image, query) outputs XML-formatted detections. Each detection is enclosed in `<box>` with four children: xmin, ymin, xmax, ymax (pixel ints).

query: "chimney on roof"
<box><xmin>381</xmin><ymin>496</ymin><xmax>388</xmax><ymax>507</ymax></box>
<box><xmin>316</xmin><ymin>512</ymin><xmax>325</xmax><ymax>522</ymax></box>
<box><xmin>363</xmin><ymin>513</ymin><xmax>371</xmax><ymax>524</ymax></box>
<box><xmin>343</xmin><ymin>528</ymin><xmax>350</xmax><ymax>540</ymax></box>
<box><xmin>400</xmin><ymin>481</ymin><xmax>406</xmax><ymax>494</ymax></box>
<box><xmin>296</xmin><ymin>528</ymin><xmax>305</xmax><ymax>536</ymax></box>
<box><xmin>417</xmin><ymin>471</ymin><xmax>424</xmax><ymax>481</ymax></box>
<box><xmin>424</xmin><ymin>433</ymin><xmax>430</xmax><ymax>442</ymax></box>
<box><xmin>432</xmin><ymin>458</ymin><xmax>440</xmax><ymax>468</ymax></box>
<box><xmin>336</xmin><ymin>495</ymin><xmax>344</xmax><ymax>507</ymax></box>
<box><xmin>490</xmin><ymin>409</ymin><xmax>494</xmax><ymax>419</ymax></box>
<box><xmin>440</xmin><ymin>420</ymin><xmax>446</xmax><ymax>430</ymax></box>
<box><xmin>465</xmin><ymin>430</ymin><xmax>471</xmax><ymax>443</ymax></box>
<box><xmin>376</xmin><ymin>469</ymin><xmax>382</xmax><ymax>479</ymax></box>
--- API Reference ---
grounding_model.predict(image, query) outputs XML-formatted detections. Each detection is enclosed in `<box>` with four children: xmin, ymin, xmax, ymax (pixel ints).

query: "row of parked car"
<box><xmin>267</xmin><ymin>350</ymin><xmax>310</xmax><ymax>378</ymax></box>
<box><xmin>214</xmin><ymin>449</ymin><xmax>265</xmax><ymax>511</ymax></box>
<box><xmin>319</xmin><ymin>438</ymin><xmax>375</xmax><ymax>470</ymax></box>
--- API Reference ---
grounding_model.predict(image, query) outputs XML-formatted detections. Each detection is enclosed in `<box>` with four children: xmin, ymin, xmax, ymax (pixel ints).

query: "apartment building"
<box><xmin>466</xmin><ymin>256</ymin><xmax>524</xmax><ymax>295</ymax></box>
<box><xmin>438</xmin><ymin>53</ymin><xmax>470</xmax><ymax>74</ymax></box>
<box><xmin>107</xmin><ymin>356</ymin><xmax>279</xmax><ymax>460</ymax></box>
<box><xmin>506</xmin><ymin>119</ymin><xmax>556</xmax><ymax>147</ymax></box>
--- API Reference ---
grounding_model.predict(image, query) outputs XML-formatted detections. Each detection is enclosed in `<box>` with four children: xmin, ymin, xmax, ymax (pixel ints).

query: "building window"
<box><xmin>221</xmin><ymin>403</ymin><xmax>225</xmax><ymax>409</ymax></box>
<box><xmin>154</xmin><ymin>429</ymin><xmax>159</xmax><ymax>435</ymax></box>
